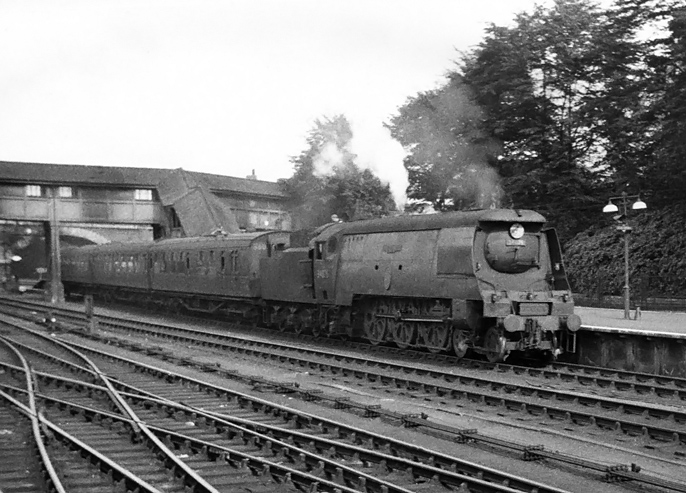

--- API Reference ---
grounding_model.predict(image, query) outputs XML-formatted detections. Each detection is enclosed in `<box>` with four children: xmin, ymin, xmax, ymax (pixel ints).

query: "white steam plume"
<box><xmin>309</xmin><ymin>117</ymin><xmax>409</xmax><ymax>211</ymax></box>
<box><xmin>312</xmin><ymin>141</ymin><xmax>345</xmax><ymax>177</ymax></box>
<box><xmin>348</xmin><ymin>120</ymin><xmax>409</xmax><ymax>210</ymax></box>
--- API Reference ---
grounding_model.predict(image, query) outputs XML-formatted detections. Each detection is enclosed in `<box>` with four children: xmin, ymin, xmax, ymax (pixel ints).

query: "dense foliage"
<box><xmin>565</xmin><ymin>205</ymin><xmax>686</xmax><ymax>297</ymax></box>
<box><xmin>281</xmin><ymin>115</ymin><xmax>396</xmax><ymax>229</ymax></box>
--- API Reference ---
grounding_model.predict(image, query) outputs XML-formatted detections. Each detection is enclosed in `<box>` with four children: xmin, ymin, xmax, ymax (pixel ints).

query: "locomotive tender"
<box><xmin>61</xmin><ymin>209</ymin><xmax>580</xmax><ymax>362</ymax></box>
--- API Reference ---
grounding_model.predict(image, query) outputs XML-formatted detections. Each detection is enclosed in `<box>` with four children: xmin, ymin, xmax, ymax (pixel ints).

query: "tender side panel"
<box><xmin>260</xmin><ymin>247</ymin><xmax>314</xmax><ymax>303</ymax></box>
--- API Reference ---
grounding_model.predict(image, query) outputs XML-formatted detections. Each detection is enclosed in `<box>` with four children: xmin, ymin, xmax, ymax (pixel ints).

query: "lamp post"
<box><xmin>602</xmin><ymin>192</ymin><xmax>647</xmax><ymax>319</ymax></box>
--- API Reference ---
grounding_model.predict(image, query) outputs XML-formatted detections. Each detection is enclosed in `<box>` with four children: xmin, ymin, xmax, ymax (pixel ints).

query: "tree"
<box><xmin>386</xmin><ymin>75</ymin><xmax>503</xmax><ymax>212</ymax></box>
<box><xmin>282</xmin><ymin>115</ymin><xmax>396</xmax><ymax>229</ymax></box>
<box><xmin>641</xmin><ymin>1</ymin><xmax>686</xmax><ymax>204</ymax></box>
<box><xmin>458</xmin><ymin>0</ymin><xmax>626</xmax><ymax>238</ymax></box>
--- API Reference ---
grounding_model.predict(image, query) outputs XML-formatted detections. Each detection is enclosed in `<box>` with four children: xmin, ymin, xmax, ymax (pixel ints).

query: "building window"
<box><xmin>25</xmin><ymin>185</ymin><xmax>42</xmax><ymax>197</ymax></box>
<box><xmin>58</xmin><ymin>186</ymin><xmax>73</xmax><ymax>198</ymax></box>
<box><xmin>135</xmin><ymin>189</ymin><xmax>153</xmax><ymax>201</ymax></box>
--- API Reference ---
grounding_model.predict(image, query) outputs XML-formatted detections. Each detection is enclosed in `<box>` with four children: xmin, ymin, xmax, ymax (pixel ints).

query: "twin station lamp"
<box><xmin>602</xmin><ymin>192</ymin><xmax>647</xmax><ymax>319</ymax></box>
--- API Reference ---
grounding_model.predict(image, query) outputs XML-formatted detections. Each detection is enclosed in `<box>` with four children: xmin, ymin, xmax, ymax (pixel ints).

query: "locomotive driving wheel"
<box><xmin>421</xmin><ymin>323</ymin><xmax>452</xmax><ymax>353</ymax></box>
<box><xmin>392</xmin><ymin>321</ymin><xmax>416</xmax><ymax>349</ymax></box>
<box><xmin>483</xmin><ymin>327</ymin><xmax>507</xmax><ymax>363</ymax></box>
<box><xmin>293</xmin><ymin>321</ymin><xmax>308</xmax><ymax>335</ymax></box>
<box><xmin>366</xmin><ymin>317</ymin><xmax>387</xmax><ymax>345</ymax></box>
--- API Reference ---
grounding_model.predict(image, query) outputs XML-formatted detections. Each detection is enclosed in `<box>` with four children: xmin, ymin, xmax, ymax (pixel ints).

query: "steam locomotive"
<box><xmin>61</xmin><ymin>209</ymin><xmax>581</xmax><ymax>362</ymax></box>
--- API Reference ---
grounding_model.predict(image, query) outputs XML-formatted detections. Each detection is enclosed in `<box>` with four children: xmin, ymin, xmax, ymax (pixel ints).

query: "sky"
<box><xmin>1</xmin><ymin>0</ymin><xmax>554</xmax><ymax>190</ymax></box>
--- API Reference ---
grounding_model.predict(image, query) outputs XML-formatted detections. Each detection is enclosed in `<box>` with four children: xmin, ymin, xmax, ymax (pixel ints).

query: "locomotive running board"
<box><xmin>374</xmin><ymin>314</ymin><xmax>448</xmax><ymax>324</ymax></box>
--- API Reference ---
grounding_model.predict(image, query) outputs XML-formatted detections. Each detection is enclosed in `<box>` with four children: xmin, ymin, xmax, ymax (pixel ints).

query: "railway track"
<box><xmin>1</xmin><ymin>313</ymin><xmax>574</xmax><ymax>493</ymax></box>
<box><xmin>6</xmin><ymin>295</ymin><xmax>685</xmax><ymax>401</ymax></box>
<box><xmin>6</xmin><ymin>298</ymin><xmax>684</xmax><ymax>447</ymax></box>
<box><xmin>2</xmin><ymin>298</ymin><xmax>686</xmax><ymax>492</ymax></box>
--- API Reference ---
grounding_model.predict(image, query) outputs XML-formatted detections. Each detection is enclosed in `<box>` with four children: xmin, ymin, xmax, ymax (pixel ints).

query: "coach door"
<box><xmin>312</xmin><ymin>239</ymin><xmax>336</xmax><ymax>302</ymax></box>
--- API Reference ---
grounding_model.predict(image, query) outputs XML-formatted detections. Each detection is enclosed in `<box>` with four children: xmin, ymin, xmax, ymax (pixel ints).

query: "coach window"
<box><xmin>185</xmin><ymin>253</ymin><xmax>190</xmax><ymax>272</ymax></box>
<box><xmin>328</xmin><ymin>237</ymin><xmax>337</xmax><ymax>254</ymax></box>
<box><xmin>220</xmin><ymin>252</ymin><xmax>226</xmax><ymax>273</ymax></box>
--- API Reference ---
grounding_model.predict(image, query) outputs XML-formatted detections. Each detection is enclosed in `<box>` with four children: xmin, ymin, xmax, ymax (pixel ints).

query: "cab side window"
<box><xmin>315</xmin><ymin>242</ymin><xmax>325</xmax><ymax>260</ymax></box>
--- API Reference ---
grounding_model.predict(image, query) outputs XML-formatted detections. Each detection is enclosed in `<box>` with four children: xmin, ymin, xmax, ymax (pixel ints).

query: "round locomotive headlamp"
<box><xmin>509</xmin><ymin>223</ymin><xmax>525</xmax><ymax>239</ymax></box>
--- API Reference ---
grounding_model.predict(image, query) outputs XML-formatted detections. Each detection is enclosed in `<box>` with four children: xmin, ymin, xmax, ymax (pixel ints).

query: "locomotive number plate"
<box><xmin>506</xmin><ymin>239</ymin><xmax>526</xmax><ymax>246</ymax></box>
<box><xmin>518</xmin><ymin>303</ymin><xmax>549</xmax><ymax>316</ymax></box>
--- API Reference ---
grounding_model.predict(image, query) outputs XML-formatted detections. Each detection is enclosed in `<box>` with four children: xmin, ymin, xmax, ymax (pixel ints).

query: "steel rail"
<box><xmin>48</xmin><ymin>378</ymin><xmax>561</xmax><ymax>493</ymax></box>
<box><xmin>29</xmin><ymin>369</ymin><xmax>686</xmax><ymax>493</ymax></box>
<box><xmin>66</xmin><ymin>311</ymin><xmax>686</xmax><ymax>434</ymax></box>
<box><xmin>0</xmin><ymin>331</ymin><xmax>573</xmax><ymax>493</ymax></box>
<box><xmin>51</xmin><ymin>336</ymin><xmax>685</xmax><ymax>492</ymax></box>
<box><xmin>12</xmin><ymin>388</ymin><xmax>414</xmax><ymax>493</ymax></box>
<box><xmin>1</xmin><ymin>320</ymin><xmax>223</xmax><ymax>493</ymax></box>
<box><xmin>0</xmin><ymin>388</ymin><xmax>159</xmax><ymax>493</ymax></box>
<box><xmin>0</xmin><ymin>337</ymin><xmax>66</xmax><ymax>493</ymax></box>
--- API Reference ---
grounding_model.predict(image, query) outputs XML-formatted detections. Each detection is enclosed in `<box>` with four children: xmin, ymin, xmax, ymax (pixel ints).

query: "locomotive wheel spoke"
<box><xmin>422</xmin><ymin>324</ymin><xmax>452</xmax><ymax>353</ymax></box>
<box><xmin>371</xmin><ymin>318</ymin><xmax>387</xmax><ymax>344</ymax></box>
<box><xmin>393</xmin><ymin>321</ymin><xmax>416</xmax><ymax>349</ymax></box>
<box><xmin>364</xmin><ymin>315</ymin><xmax>387</xmax><ymax>345</ymax></box>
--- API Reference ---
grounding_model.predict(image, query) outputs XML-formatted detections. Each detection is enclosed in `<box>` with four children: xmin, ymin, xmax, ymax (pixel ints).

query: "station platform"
<box><xmin>577</xmin><ymin>306</ymin><xmax>686</xmax><ymax>339</ymax></box>
<box><xmin>573</xmin><ymin>306</ymin><xmax>686</xmax><ymax>376</ymax></box>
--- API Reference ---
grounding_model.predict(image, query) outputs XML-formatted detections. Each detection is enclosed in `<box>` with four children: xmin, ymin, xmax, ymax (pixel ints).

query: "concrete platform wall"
<box><xmin>575</xmin><ymin>331</ymin><xmax>686</xmax><ymax>377</ymax></box>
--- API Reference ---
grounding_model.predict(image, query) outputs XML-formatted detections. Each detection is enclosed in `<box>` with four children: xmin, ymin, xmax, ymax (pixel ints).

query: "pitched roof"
<box><xmin>0</xmin><ymin>160</ymin><xmax>288</xmax><ymax>198</ymax></box>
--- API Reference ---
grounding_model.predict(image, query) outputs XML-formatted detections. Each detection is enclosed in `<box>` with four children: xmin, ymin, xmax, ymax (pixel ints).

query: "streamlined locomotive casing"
<box><xmin>288</xmin><ymin>209</ymin><xmax>580</xmax><ymax>360</ymax></box>
<box><xmin>308</xmin><ymin>211</ymin><xmax>486</xmax><ymax>306</ymax></box>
